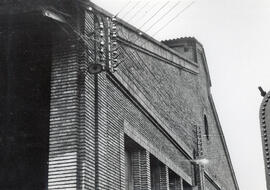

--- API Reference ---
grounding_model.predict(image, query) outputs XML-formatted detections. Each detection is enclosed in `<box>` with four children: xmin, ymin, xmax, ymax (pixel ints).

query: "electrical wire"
<box><xmin>126</xmin><ymin>1</ymin><xmax>150</xmax><ymax>23</ymax></box>
<box><xmin>144</xmin><ymin>1</ymin><xmax>182</xmax><ymax>33</ymax></box>
<box><xmin>152</xmin><ymin>1</ymin><xmax>195</xmax><ymax>37</ymax></box>
<box><xmin>132</xmin><ymin>2</ymin><xmax>159</xmax><ymax>24</ymax></box>
<box><xmin>133</xmin><ymin>1</ymin><xmax>195</xmax><ymax>47</ymax></box>
<box><xmin>115</xmin><ymin>0</ymin><xmax>132</xmax><ymax>17</ymax></box>
<box><xmin>121</xmin><ymin>1</ymin><xmax>142</xmax><ymax>19</ymax></box>
<box><xmin>122</xmin><ymin>1</ymin><xmax>169</xmax><ymax>42</ymax></box>
<box><xmin>138</xmin><ymin>1</ymin><xmax>170</xmax><ymax>30</ymax></box>
<box><xmin>131</xmin><ymin>1</ymin><xmax>182</xmax><ymax>44</ymax></box>
<box><xmin>51</xmin><ymin>2</ymin><xmax>219</xmax><ymax>154</ymax></box>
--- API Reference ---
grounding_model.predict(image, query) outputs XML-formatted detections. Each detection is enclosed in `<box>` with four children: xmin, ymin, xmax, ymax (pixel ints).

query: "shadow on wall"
<box><xmin>0</xmin><ymin>22</ymin><xmax>51</xmax><ymax>190</ymax></box>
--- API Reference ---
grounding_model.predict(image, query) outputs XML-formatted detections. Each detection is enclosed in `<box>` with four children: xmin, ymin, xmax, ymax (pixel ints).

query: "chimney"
<box><xmin>162</xmin><ymin>37</ymin><xmax>200</xmax><ymax>63</ymax></box>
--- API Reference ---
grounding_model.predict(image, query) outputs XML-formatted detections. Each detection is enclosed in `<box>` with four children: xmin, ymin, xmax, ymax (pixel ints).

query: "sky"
<box><xmin>91</xmin><ymin>0</ymin><xmax>270</xmax><ymax>189</ymax></box>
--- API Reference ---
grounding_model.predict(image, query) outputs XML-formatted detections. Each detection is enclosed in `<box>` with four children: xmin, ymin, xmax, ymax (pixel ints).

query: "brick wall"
<box><xmin>0</xmin><ymin>3</ymin><xmax>239</xmax><ymax>189</ymax></box>
<box><xmin>48</xmin><ymin>9</ymin><xmax>96</xmax><ymax>189</ymax></box>
<box><xmin>48</xmin><ymin>37</ymin><xmax>80</xmax><ymax>189</ymax></box>
<box><xmin>56</xmin><ymin>7</ymin><xmax>238</xmax><ymax>189</ymax></box>
<box><xmin>196</xmin><ymin>45</ymin><xmax>238</xmax><ymax>189</ymax></box>
<box><xmin>112</xmin><ymin>19</ymin><xmax>238</xmax><ymax>190</ymax></box>
<box><xmin>107</xmin><ymin>74</ymin><xmax>194</xmax><ymax>182</ymax></box>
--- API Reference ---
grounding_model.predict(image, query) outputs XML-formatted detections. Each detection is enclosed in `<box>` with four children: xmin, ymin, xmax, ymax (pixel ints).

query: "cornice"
<box><xmin>117</xmin><ymin>37</ymin><xmax>199</xmax><ymax>75</ymax></box>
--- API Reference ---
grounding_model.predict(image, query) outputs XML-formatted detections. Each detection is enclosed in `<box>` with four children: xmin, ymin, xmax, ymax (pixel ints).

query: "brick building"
<box><xmin>259</xmin><ymin>90</ymin><xmax>270</xmax><ymax>190</ymax></box>
<box><xmin>0</xmin><ymin>1</ymin><xmax>239</xmax><ymax>189</ymax></box>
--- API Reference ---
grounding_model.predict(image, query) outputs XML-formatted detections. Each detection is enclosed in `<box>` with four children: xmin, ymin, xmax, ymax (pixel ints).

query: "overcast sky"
<box><xmin>91</xmin><ymin>0</ymin><xmax>270</xmax><ymax>189</ymax></box>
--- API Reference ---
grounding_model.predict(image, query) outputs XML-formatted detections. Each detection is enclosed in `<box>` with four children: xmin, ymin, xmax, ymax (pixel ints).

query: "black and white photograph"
<box><xmin>0</xmin><ymin>0</ymin><xmax>269</xmax><ymax>189</ymax></box>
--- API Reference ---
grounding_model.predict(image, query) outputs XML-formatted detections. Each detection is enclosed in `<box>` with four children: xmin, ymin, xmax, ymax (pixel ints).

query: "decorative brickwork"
<box><xmin>48</xmin><ymin>38</ymin><xmax>80</xmax><ymax>189</ymax></box>
<box><xmin>77</xmin><ymin>10</ymin><xmax>96</xmax><ymax>189</ymax></box>
<box><xmin>0</xmin><ymin>2</ymin><xmax>239</xmax><ymax>190</ymax></box>
<box><xmin>160</xmin><ymin>165</ymin><xmax>169</xmax><ymax>190</ymax></box>
<box><xmin>131</xmin><ymin>150</ymin><xmax>151</xmax><ymax>190</ymax></box>
<box><xmin>169</xmin><ymin>176</ymin><xmax>183</xmax><ymax>190</ymax></box>
<box><xmin>259</xmin><ymin>91</ymin><xmax>270</xmax><ymax>190</ymax></box>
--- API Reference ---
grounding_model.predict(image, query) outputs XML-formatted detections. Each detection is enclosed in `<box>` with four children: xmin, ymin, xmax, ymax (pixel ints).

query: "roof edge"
<box><xmin>208</xmin><ymin>93</ymin><xmax>240</xmax><ymax>190</ymax></box>
<box><xmin>84</xmin><ymin>1</ymin><xmax>199</xmax><ymax>71</ymax></box>
<box><xmin>162</xmin><ymin>37</ymin><xmax>212</xmax><ymax>87</ymax></box>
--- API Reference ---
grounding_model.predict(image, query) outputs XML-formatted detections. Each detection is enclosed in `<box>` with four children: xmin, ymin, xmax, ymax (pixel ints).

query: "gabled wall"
<box><xmin>162</xmin><ymin>38</ymin><xmax>239</xmax><ymax>190</ymax></box>
<box><xmin>0</xmin><ymin>1</ymin><xmax>239</xmax><ymax>189</ymax></box>
<box><xmin>47</xmin><ymin>2</ymin><xmax>239</xmax><ymax>189</ymax></box>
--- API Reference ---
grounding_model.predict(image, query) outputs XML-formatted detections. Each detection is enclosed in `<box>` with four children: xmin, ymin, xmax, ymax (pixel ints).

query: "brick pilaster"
<box><xmin>179</xmin><ymin>177</ymin><xmax>184</xmax><ymax>190</ymax></box>
<box><xmin>119</xmin><ymin>131</ymin><xmax>126</xmax><ymax>190</ymax></box>
<box><xmin>48</xmin><ymin>9</ymin><xmax>98</xmax><ymax>189</ymax></box>
<box><xmin>48</xmin><ymin>38</ymin><xmax>80</xmax><ymax>190</ymax></box>
<box><xmin>160</xmin><ymin>165</ymin><xmax>169</xmax><ymax>190</ymax></box>
<box><xmin>169</xmin><ymin>176</ymin><xmax>184</xmax><ymax>190</ymax></box>
<box><xmin>131</xmin><ymin>149</ymin><xmax>151</xmax><ymax>189</ymax></box>
<box><xmin>77</xmin><ymin>10</ymin><xmax>96</xmax><ymax>189</ymax></box>
<box><xmin>94</xmin><ymin>72</ymin><xmax>109</xmax><ymax>189</ymax></box>
<box><xmin>132</xmin><ymin>151</ymin><xmax>141</xmax><ymax>189</ymax></box>
<box><xmin>195</xmin><ymin>165</ymin><xmax>205</xmax><ymax>190</ymax></box>
<box><xmin>140</xmin><ymin>150</ymin><xmax>151</xmax><ymax>189</ymax></box>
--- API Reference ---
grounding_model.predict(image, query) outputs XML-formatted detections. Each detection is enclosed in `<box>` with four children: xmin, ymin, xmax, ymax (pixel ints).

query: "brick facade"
<box><xmin>0</xmin><ymin>1</ymin><xmax>239</xmax><ymax>190</ymax></box>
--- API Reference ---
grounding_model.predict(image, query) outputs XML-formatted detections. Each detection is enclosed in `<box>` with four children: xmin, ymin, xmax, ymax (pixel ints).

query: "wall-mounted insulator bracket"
<box><xmin>87</xmin><ymin>14</ymin><xmax>122</xmax><ymax>74</ymax></box>
<box><xmin>98</xmin><ymin>18</ymin><xmax>106</xmax><ymax>70</ymax></box>
<box><xmin>108</xmin><ymin>16</ymin><xmax>120</xmax><ymax>73</ymax></box>
<box><xmin>196</xmin><ymin>125</ymin><xmax>204</xmax><ymax>157</ymax></box>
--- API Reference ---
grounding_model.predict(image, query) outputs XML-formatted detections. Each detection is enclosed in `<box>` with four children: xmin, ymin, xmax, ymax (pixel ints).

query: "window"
<box><xmin>204</xmin><ymin>115</ymin><xmax>209</xmax><ymax>140</ymax></box>
<box><xmin>124</xmin><ymin>135</ymin><xmax>140</xmax><ymax>190</ymax></box>
<box><xmin>169</xmin><ymin>170</ymin><xmax>181</xmax><ymax>190</ymax></box>
<box><xmin>183</xmin><ymin>180</ymin><xmax>193</xmax><ymax>190</ymax></box>
<box><xmin>125</xmin><ymin>150</ymin><xmax>134</xmax><ymax>190</ymax></box>
<box><xmin>150</xmin><ymin>155</ymin><xmax>161</xmax><ymax>190</ymax></box>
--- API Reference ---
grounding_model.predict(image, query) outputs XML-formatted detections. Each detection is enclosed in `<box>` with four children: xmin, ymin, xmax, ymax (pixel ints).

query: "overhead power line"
<box><xmin>144</xmin><ymin>1</ymin><xmax>182</xmax><ymax>33</ymax></box>
<box><xmin>152</xmin><ymin>1</ymin><xmax>195</xmax><ymax>37</ymax></box>
<box><xmin>131</xmin><ymin>1</ymin><xmax>158</xmax><ymax>22</ymax></box>
<box><xmin>115</xmin><ymin>1</ymin><xmax>132</xmax><ymax>17</ymax></box>
<box><xmin>127</xmin><ymin>1</ymin><xmax>151</xmax><ymax>22</ymax></box>
<box><xmin>138</xmin><ymin>1</ymin><xmax>170</xmax><ymax>30</ymax></box>
<box><xmin>132</xmin><ymin>2</ymin><xmax>159</xmax><ymax>24</ymax></box>
<box><xmin>121</xmin><ymin>1</ymin><xmax>142</xmax><ymax>19</ymax></box>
